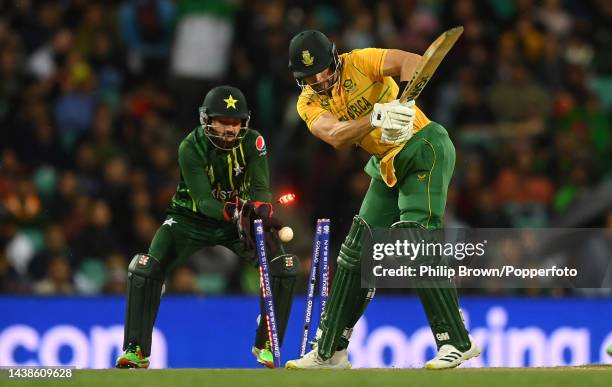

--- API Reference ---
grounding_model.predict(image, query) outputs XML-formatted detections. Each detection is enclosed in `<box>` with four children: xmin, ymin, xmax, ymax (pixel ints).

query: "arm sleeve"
<box><xmin>297</xmin><ymin>94</ymin><xmax>327</xmax><ymax>130</ymax></box>
<box><xmin>348</xmin><ymin>48</ymin><xmax>388</xmax><ymax>82</ymax></box>
<box><xmin>246</xmin><ymin>133</ymin><xmax>273</xmax><ymax>203</ymax></box>
<box><xmin>178</xmin><ymin>140</ymin><xmax>225</xmax><ymax>220</ymax></box>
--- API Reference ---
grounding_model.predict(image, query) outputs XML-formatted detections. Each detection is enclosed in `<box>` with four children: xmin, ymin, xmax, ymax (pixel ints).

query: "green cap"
<box><xmin>201</xmin><ymin>85</ymin><xmax>249</xmax><ymax>119</ymax></box>
<box><xmin>288</xmin><ymin>30</ymin><xmax>334</xmax><ymax>79</ymax></box>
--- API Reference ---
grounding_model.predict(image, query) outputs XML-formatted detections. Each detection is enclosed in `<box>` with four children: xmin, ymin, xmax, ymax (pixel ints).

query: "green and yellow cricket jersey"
<box><xmin>169</xmin><ymin>127</ymin><xmax>272</xmax><ymax>226</ymax></box>
<box><xmin>297</xmin><ymin>48</ymin><xmax>432</xmax><ymax>187</ymax></box>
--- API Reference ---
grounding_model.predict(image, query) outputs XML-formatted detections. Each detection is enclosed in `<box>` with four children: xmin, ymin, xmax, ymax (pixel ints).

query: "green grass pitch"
<box><xmin>2</xmin><ymin>367</ymin><xmax>611</xmax><ymax>387</ymax></box>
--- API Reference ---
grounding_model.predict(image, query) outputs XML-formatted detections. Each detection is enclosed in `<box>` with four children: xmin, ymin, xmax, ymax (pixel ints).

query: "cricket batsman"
<box><xmin>285</xmin><ymin>30</ymin><xmax>480</xmax><ymax>369</ymax></box>
<box><xmin>115</xmin><ymin>85</ymin><xmax>299</xmax><ymax>369</ymax></box>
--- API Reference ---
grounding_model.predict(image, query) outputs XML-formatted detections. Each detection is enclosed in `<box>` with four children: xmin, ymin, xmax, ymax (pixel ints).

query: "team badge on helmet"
<box><xmin>302</xmin><ymin>50</ymin><xmax>314</xmax><ymax>66</ymax></box>
<box><xmin>224</xmin><ymin>94</ymin><xmax>238</xmax><ymax>109</ymax></box>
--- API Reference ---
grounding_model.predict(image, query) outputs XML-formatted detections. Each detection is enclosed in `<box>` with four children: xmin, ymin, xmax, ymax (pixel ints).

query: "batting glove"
<box><xmin>370</xmin><ymin>99</ymin><xmax>415</xmax><ymax>129</ymax></box>
<box><xmin>378</xmin><ymin>100</ymin><xmax>416</xmax><ymax>145</ymax></box>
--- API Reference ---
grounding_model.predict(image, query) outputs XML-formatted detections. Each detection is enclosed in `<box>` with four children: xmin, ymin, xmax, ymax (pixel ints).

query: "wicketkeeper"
<box><xmin>115</xmin><ymin>85</ymin><xmax>299</xmax><ymax>369</ymax></box>
<box><xmin>285</xmin><ymin>30</ymin><xmax>480</xmax><ymax>369</ymax></box>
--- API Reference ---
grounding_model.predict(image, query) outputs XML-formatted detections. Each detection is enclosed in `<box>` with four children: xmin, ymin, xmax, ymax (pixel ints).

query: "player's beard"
<box><xmin>205</xmin><ymin>125</ymin><xmax>246</xmax><ymax>151</ymax></box>
<box><xmin>299</xmin><ymin>58</ymin><xmax>342</xmax><ymax>96</ymax></box>
<box><xmin>212</xmin><ymin>137</ymin><xmax>236</xmax><ymax>150</ymax></box>
<box><xmin>211</xmin><ymin>133</ymin><xmax>238</xmax><ymax>150</ymax></box>
<box><xmin>309</xmin><ymin>70</ymin><xmax>340</xmax><ymax>96</ymax></box>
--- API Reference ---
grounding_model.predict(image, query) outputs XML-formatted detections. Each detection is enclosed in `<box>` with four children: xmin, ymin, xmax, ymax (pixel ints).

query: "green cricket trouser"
<box><xmin>361</xmin><ymin>121</ymin><xmax>455</xmax><ymax>228</ymax></box>
<box><xmin>127</xmin><ymin>210</ymin><xmax>298</xmax><ymax>356</ymax></box>
<box><xmin>147</xmin><ymin>211</ymin><xmax>252</xmax><ymax>273</ymax></box>
<box><xmin>362</xmin><ymin>122</ymin><xmax>470</xmax><ymax>351</ymax></box>
<box><xmin>314</xmin><ymin>122</ymin><xmax>470</xmax><ymax>358</ymax></box>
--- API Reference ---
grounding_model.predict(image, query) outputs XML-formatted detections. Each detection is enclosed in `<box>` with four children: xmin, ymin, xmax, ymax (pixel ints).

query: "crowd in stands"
<box><xmin>1</xmin><ymin>0</ymin><xmax>610</xmax><ymax>295</ymax></box>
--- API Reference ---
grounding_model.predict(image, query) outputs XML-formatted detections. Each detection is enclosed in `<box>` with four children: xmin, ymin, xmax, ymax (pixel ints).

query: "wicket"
<box><xmin>254</xmin><ymin>219</ymin><xmax>282</xmax><ymax>368</ymax></box>
<box><xmin>299</xmin><ymin>218</ymin><xmax>331</xmax><ymax>357</ymax></box>
<box><xmin>255</xmin><ymin>217</ymin><xmax>332</xmax><ymax>366</ymax></box>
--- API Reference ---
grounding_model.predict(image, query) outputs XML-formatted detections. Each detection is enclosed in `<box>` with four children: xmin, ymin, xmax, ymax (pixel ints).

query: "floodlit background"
<box><xmin>0</xmin><ymin>0</ymin><xmax>611</xmax><ymax>369</ymax></box>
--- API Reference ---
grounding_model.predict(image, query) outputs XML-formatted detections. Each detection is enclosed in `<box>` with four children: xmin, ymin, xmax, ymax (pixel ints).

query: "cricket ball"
<box><xmin>278</xmin><ymin>226</ymin><xmax>294</xmax><ymax>242</ymax></box>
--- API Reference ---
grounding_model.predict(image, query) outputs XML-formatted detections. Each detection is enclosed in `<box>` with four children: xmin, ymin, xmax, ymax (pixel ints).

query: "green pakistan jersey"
<box><xmin>169</xmin><ymin>126</ymin><xmax>272</xmax><ymax>226</ymax></box>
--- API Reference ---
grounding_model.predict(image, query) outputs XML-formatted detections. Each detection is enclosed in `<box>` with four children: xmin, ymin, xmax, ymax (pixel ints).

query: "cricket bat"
<box><xmin>399</xmin><ymin>26</ymin><xmax>464</xmax><ymax>103</ymax></box>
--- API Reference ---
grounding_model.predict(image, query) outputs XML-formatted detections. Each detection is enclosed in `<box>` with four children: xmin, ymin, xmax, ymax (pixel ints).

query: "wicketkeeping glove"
<box><xmin>238</xmin><ymin>201</ymin><xmax>283</xmax><ymax>251</ymax></box>
<box><xmin>223</xmin><ymin>197</ymin><xmax>241</xmax><ymax>222</ymax></box>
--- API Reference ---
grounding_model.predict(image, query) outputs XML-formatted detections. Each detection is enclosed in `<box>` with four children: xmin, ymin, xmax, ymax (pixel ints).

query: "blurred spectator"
<box><xmin>170</xmin><ymin>0</ymin><xmax>233</xmax><ymax>126</ymax></box>
<box><xmin>0</xmin><ymin>39</ymin><xmax>25</xmax><ymax>128</ymax></box>
<box><xmin>100</xmin><ymin>156</ymin><xmax>132</xmax><ymax>239</ymax></box>
<box><xmin>495</xmin><ymin>141</ymin><xmax>555</xmax><ymax>227</ymax></box>
<box><xmin>474</xmin><ymin>188</ymin><xmax>510</xmax><ymax>228</ymax></box>
<box><xmin>61</xmin><ymin>194</ymin><xmax>91</xmax><ymax>241</ymax></box>
<box><xmin>0</xmin><ymin>252</ymin><xmax>22</xmax><ymax>293</ymax></box>
<box><xmin>90</xmin><ymin>30</ymin><xmax>125</xmax><ymax>112</ymax></box>
<box><xmin>20</xmin><ymin>102</ymin><xmax>65</xmax><ymax>168</ymax></box>
<box><xmin>27</xmin><ymin>28</ymin><xmax>73</xmax><ymax>81</ymax></box>
<box><xmin>536</xmin><ymin>0</ymin><xmax>572</xmax><ymax>38</ymax></box>
<box><xmin>49</xmin><ymin>171</ymin><xmax>79</xmax><ymax>221</ymax></box>
<box><xmin>33</xmin><ymin>255</ymin><xmax>74</xmax><ymax>295</ymax></box>
<box><xmin>89</xmin><ymin>104</ymin><xmax>124</xmax><ymax>162</ymax></box>
<box><xmin>456</xmin><ymin>154</ymin><xmax>481</xmax><ymax>208</ymax></box>
<box><xmin>488</xmin><ymin>62</ymin><xmax>551</xmax><ymax>122</ymax></box>
<box><xmin>28</xmin><ymin>224</ymin><xmax>71</xmax><ymax>280</ymax></box>
<box><xmin>167</xmin><ymin>266</ymin><xmax>198</xmax><ymax>294</ymax></box>
<box><xmin>131</xmin><ymin>211</ymin><xmax>158</xmax><ymax>253</ymax></box>
<box><xmin>0</xmin><ymin>150</ymin><xmax>24</xmax><ymax>197</ymax></box>
<box><xmin>343</xmin><ymin>9</ymin><xmax>375</xmax><ymax>50</ymax></box>
<box><xmin>20</xmin><ymin>1</ymin><xmax>64</xmax><ymax>53</ymax></box>
<box><xmin>452</xmin><ymin>67</ymin><xmax>494</xmax><ymax>126</ymax></box>
<box><xmin>534</xmin><ymin>32</ymin><xmax>565</xmax><ymax>90</ymax></box>
<box><xmin>102</xmin><ymin>253</ymin><xmax>128</xmax><ymax>295</ymax></box>
<box><xmin>73</xmin><ymin>2</ymin><xmax>115</xmax><ymax>58</ymax></box>
<box><xmin>71</xmin><ymin>199</ymin><xmax>120</xmax><ymax>265</ymax></box>
<box><xmin>54</xmin><ymin>52</ymin><xmax>99</xmax><ymax>147</ymax></box>
<box><xmin>2</xmin><ymin>176</ymin><xmax>43</xmax><ymax>224</ymax></box>
<box><xmin>119</xmin><ymin>0</ymin><xmax>175</xmax><ymax>76</ymax></box>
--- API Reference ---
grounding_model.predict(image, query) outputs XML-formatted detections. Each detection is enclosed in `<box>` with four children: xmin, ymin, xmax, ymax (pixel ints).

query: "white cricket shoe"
<box><xmin>285</xmin><ymin>348</ymin><xmax>351</xmax><ymax>369</ymax></box>
<box><xmin>425</xmin><ymin>342</ymin><xmax>482</xmax><ymax>370</ymax></box>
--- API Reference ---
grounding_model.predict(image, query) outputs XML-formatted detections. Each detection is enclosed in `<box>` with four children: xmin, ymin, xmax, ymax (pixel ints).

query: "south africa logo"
<box><xmin>302</xmin><ymin>50</ymin><xmax>314</xmax><ymax>66</ymax></box>
<box><xmin>342</xmin><ymin>79</ymin><xmax>356</xmax><ymax>93</ymax></box>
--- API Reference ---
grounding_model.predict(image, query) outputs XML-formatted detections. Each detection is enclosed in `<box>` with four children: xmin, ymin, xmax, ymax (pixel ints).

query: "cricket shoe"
<box><xmin>115</xmin><ymin>342</ymin><xmax>150</xmax><ymax>369</ymax></box>
<box><xmin>285</xmin><ymin>348</ymin><xmax>351</xmax><ymax>369</ymax></box>
<box><xmin>252</xmin><ymin>342</ymin><xmax>275</xmax><ymax>368</ymax></box>
<box><xmin>425</xmin><ymin>342</ymin><xmax>481</xmax><ymax>370</ymax></box>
